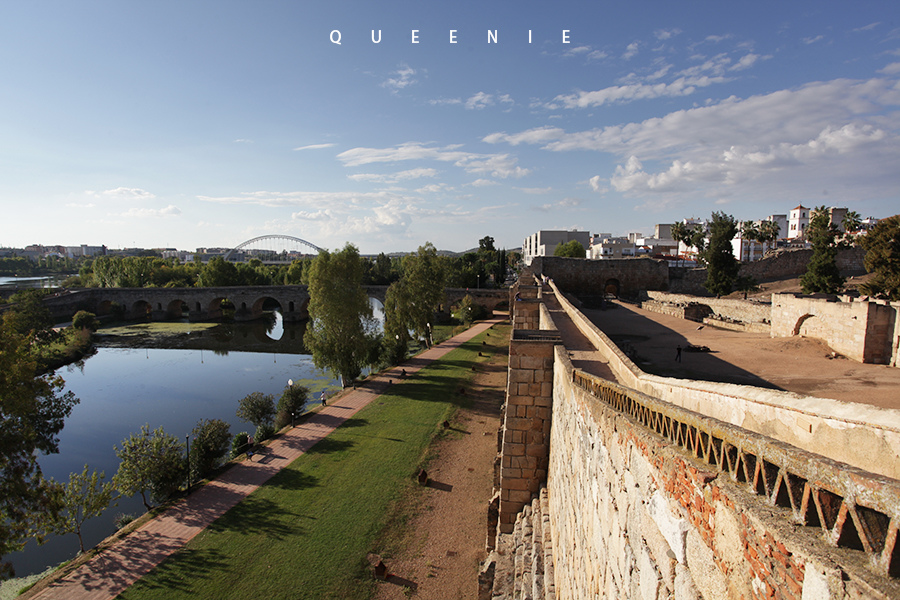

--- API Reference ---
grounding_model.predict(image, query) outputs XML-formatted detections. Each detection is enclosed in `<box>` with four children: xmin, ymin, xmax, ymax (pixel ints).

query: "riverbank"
<box><xmin>22</xmin><ymin>319</ymin><xmax>508</xmax><ymax>600</ymax></box>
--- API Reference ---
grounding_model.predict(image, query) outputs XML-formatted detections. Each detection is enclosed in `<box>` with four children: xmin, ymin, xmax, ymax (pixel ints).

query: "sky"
<box><xmin>1</xmin><ymin>1</ymin><xmax>898</xmax><ymax>254</ymax></box>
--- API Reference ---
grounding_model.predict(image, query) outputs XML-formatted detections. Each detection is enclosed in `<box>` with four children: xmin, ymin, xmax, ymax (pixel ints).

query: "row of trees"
<box><xmin>71</xmin><ymin>239</ymin><xmax>518</xmax><ymax>291</ymax></box>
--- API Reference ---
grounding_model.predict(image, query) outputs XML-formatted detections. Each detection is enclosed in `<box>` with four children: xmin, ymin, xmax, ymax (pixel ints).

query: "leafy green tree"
<box><xmin>113</xmin><ymin>425</ymin><xmax>187</xmax><ymax>510</ymax></box>
<box><xmin>236</xmin><ymin>392</ymin><xmax>276</xmax><ymax>429</ymax></box>
<box><xmin>453</xmin><ymin>294</ymin><xmax>489</xmax><ymax>325</ymax></box>
<box><xmin>48</xmin><ymin>465</ymin><xmax>115</xmax><ymax>553</ymax></box>
<box><xmin>275</xmin><ymin>384</ymin><xmax>309</xmax><ymax>429</ymax></box>
<box><xmin>304</xmin><ymin>244</ymin><xmax>380</xmax><ymax>386</ymax></box>
<box><xmin>197</xmin><ymin>257</ymin><xmax>241</xmax><ymax>287</ymax></box>
<box><xmin>189</xmin><ymin>419</ymin><xmax>231</xmax><ymax>480</ymax></box>
<box><xmin>553</xmin><ymin>240</ymin><xmax>586</xmax><ymax>258</ymax></box>
<box><xmin>701</xmin><ymin>212</ymin><xmax>740</xmax><ymax>297</ymax></box>
<box><xmin>397</xmin><ymin>243</ymin><xmax>446</xmax><ymax>347</ymax></box>
<box><xmin>801</xmin><ymin>206</ymin><xmax>844</xmax><ymax>294</ymax></box>
<box><xmin>5</xmin><ymin>289</ymin><xmax>56</xmax><ymax>344</ymax></box>
<box><xmin>72</xmin><ymin>310</ymin><xmax>99</xmax><ymax>331</ymax></box>
<box><xmin>859</xmin><ymin>215</ymin><xmax>900</xmax><ymax>300</ymax></box>
<box><xmin>0</xmin><ymin>316</ymin><xmax>79</xmax><ymax>578</ymax></box>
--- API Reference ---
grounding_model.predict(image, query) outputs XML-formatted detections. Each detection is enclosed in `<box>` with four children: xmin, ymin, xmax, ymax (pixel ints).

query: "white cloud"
<box><xmin>466</xmin><ymin>92</ymin><xmax>494</xmax><ymax>110</ymax></box>
<box><xmin>853</xmin><ymin>22</ymin><xmax>881</xmax><ymax>32</ymax></box>
<box><xmin>655</xmin><ymin>29</ymin><xmax>682</xmax><ymax>41</ymax></box>
<box><xmin>515</xmin><ymin>187</ymin><xmax>553</xmax><ymax>195</ymax></box>
<box><xmin>293</xmin><ymin>143</ymin><xmax>336</xmax><ymax>151</ymax></box>
<box><xmin>347</xmin><ymin>168</ymin><xmax>438</xmax><ymax>183</ymax></box>
<box><xmin>879</xmin><ymin>62</ymin><xmax>900</xmax><ymax>75</ymax></box>
<box><xmin>546</xmin><ymin>76</ymin><xmax>726</xmax><ymax>109</ymax></box>
<box><xmin>535</xmin><ymin>198</ymin><xmax>582</xmax><ymax>212</ymax></box>
<box><xmin>589</xmin><ymin>176</ymin><xmax>607</xmax><ymax>193</ymax></box>
<box><xmin>429</xmin><ymin>97</ymin><xmax>463</xmax><ymax>106</ymax></box>
<box><xmin>382</xmin><ymin>64</ymin><xmax>418</xmax><ymax>92</ymax></box>
<box><xmin>729</xmin><ymin>53</ymin><xmax>767</xmax><ymax>71</ymax></box>
<box><xmin>233</xmin><ymin>139</ymin><xmax>254</xmax><ymax>144</ymax></box>
<box><xmin>94</xmin><ymin>187</ymin><xmax>156</xmax><ymax>201</ymax></box>
<box><xmin>623</xmin><ymin>41</ymin><xmax>640</xmax><ymax>60</ymax></box>
<box><xmin>121</xmin><ymin>205</ymin><xmax>181</xmax><ymax>218</ymax></box>
<box><xmin>803</xmin><ymin>35</ymin><xmax>825</xmax><ymax>45</ymax></box>
<box><xmin>483</xmin><ymin>126</ymin><xmax>565</xmax><ymax>146</ymax></box>
<box><xmin>337</xmin><ymin>142</ymin><xmax>529</xmax><ymax>178</ymax></box>
<box><xmin>466</xmin><ymin>179</ymin><xmax>498</xmax><ymax>187</ymax></box>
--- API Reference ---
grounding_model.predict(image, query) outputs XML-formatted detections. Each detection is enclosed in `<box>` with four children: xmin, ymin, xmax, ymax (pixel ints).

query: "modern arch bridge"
<box><xmin>43</xmin><ymin>285</ymin><xmax>508</xmax><ymax>323</ymax></box>
<box><xmin>223</xmin><ymin>235</ymin><xmax>323</xmax><ymax>264</ymax></box>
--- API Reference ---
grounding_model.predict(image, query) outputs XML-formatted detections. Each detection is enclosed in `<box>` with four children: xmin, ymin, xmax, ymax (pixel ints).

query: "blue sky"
<box><xmin>1</xmin><ymin>1</ymin><xmax>898</xmax><ymax>253</ymax></box>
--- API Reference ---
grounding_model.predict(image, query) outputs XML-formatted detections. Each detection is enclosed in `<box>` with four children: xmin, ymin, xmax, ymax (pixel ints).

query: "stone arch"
<box><xmin>166</xmin><ymin>299</ymin><xmax>189</xmax><ymax>319</ymax></box>
<box><xmin>97</xmin><ymin>299</ymin><xmax>115</xmax><ymax>316</ymax></box>
<box><xmin>792</xmin><ymin>313</ymin><xmax>815</xmax><ymax>336</ymax></box>
<box><xmin>604</xmin><ymin>278</ymin><xmax>621</xmax><ymax>298</ymax></box>
<box><xmin>208</xmin><ymin>297</ymin><xmax>235</xmax><ymax>321</ymax></box>
<box><xmin>131</xmin><ymin>300</ymin><xmax>152</xmax><ymax>320</ymax></box>
<box><xmin>251</xmin><ymin>296</ymin><xmax>283</xmax><ymax>316</ymax></box>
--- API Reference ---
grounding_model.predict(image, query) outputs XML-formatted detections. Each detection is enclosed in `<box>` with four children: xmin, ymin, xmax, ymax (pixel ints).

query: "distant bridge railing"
<box><xmin>572</xmin><ymin>368</ymin><xmax>900</xmax><ymax>580</ymax></box>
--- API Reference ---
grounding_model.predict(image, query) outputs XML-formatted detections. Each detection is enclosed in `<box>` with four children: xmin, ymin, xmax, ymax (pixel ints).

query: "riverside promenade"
<box><xmin>30</xmin><ymin>318</ymin><xmax>505</xmax><ymax>600</ymax></box>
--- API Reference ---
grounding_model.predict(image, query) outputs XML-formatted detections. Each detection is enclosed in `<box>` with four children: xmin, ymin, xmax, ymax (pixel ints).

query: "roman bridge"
<box><xmin>43</xmin><ymin>285</ymin><xmax>508</xmax><ymax>323</ymax></box>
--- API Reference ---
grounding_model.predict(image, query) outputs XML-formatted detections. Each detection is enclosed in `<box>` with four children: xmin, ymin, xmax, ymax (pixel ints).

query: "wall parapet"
<box><xmin>546</xmin><ymin>279</ymin><xmax>900</xmax><ymax>481</ymax></box>
<box><xmin>571</xmin><ymin>367</ymin><xmax>900</xmax><ymax>583</ymax></box>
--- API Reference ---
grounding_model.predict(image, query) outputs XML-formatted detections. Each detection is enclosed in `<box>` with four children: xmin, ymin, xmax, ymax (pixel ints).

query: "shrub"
<box><xmin>275</xmin><ymin>384</ymin><xmax>309</xmax><ymax>429</ymax></box>
<box><xmin>453</xmin><ymin>295</ymin><xmax>488</xmax><ymax>325</ymax></box>
<box><xmin>189</xmin><ymin>419</ymin><xmax>231</xmax><ymax>480</ymax></box>
<box><xmin>72</xmin><ymin>310</ymin><xmax>99</xmax><ymax>331</ymax></box>
<box><xmin>255</xmin><ymin>423</ymin><xmax>275</xmax><ymax>443</ymax></box>
<box><xmin>114</xmin><ymin>513</ymin><xmax>136</xmax><ymax>530</ymax></box>
<box><xmin>230</xmin><ymin>432</ymin><xmax>250</xmax><ymax>459</ymax></box>
<box><xmin>236</xmin><ymin>392</ymin><xmax>276</xmax><ymax>429</ymax></box>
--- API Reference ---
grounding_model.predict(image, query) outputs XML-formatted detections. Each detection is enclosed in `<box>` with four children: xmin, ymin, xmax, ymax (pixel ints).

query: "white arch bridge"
<box><xmin>223</xmin><ymin>235</ymin><xmax>323</xmax><ymax>263</ymax></box>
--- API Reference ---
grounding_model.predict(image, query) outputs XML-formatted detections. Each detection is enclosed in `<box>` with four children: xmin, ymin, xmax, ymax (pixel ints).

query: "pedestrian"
<box><xmin>675</xmin><ymin>345</ymin><xmax>682</xmax><ymax>362</ymax></box>
<box><xmin>320</xmin><ymin>391</ymin><xmax>327</xmax><ymax>406</ymax></box>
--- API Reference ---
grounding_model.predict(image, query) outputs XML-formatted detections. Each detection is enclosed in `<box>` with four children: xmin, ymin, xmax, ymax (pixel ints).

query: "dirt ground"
<box><xmin>582</xmin><ymin>300</ymin><xmax>900</xmax><ymax>410</ymax></box>
<box><xmin>373</xmin><ymin>342</ymin><xmax>506</xmax><ymax>600</ymax></box>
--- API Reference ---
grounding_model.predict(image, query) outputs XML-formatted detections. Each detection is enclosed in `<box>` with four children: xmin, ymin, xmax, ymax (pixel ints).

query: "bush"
<box><xmin>230</xmin><ymin>432</ymin><xmax>250</xmax><ymax>459</ymax></box>
<box><xmin>275</xmin><ymin>384</ymin><xmax>309</xmax><ymax>429</ymax></box>
<box><xmin>189</xmin><ymin>419</ymin><xmax>231</xmax><ymax>480</ymax></box>
<box><xmin>114</xmin><ymin>513</ymin><xmax>136</xmax><ymax>530</ymax></box>
<box><xmin>453</xmin><ymin>295</ymin><xmax>488</xmax><ymax>325</ymax></box>
<box><xmin>255</xmin><ymin>423</ymin><xmax>275</xmax><ymax>443</ymax></box>
<box><xmin>72</xmin><ymin>310</ymin><xmax>99</xmax><ymax>331</ymax></box>
<box><xmin>236</xmin><ymin>392</ymin><xmax>276</xmax><ymax>429</ymax></box>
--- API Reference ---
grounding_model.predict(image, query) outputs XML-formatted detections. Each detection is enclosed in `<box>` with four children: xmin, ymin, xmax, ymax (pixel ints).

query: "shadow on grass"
<box><xmin>208</xmin><ymin>495</ymin><xmax>306</xmax><ymax>540</ymax></box>
<box><xmin>305</xmin><ymin>437</ymin><xmax>357</xmax><ymax>455</ymax></box>
<box><xmin>123</xmin><ymin>547</ymin><xmax>231</xmax><ymax>594</ymax></box>
<box><xmin>339</xmin><ymin>417</ymin><xmax>369</xmax><ymax>428</ymax></box>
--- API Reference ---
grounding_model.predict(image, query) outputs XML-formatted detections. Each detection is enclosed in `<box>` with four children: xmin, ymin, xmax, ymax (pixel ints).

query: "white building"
<box><xmin>522</xmin><ymin>230</ymin><xmax>591</xmax><ymax>265</ymax></box>
<box><xmin>589</xmin><ymin>236</ymin><xmax>635</xmax><ymax>260</ymax></box>
<box><xmin>787</xmin><ymin>205</ymin><xmax>809</xmax><ymax>239</ymax></box>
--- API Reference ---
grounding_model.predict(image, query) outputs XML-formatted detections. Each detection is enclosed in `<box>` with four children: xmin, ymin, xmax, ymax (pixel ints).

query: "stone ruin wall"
<box><xmin>771</xmin><ymin>294</ymin><xmax>900</xmax><ymax>367</ymax></box>
<box><xmin>642</xmin><ymin>291</ymin><xmax>772</xmax><ymax>326</ymax></box>
<box><xmin>548</xmin><ymin>353</ymin><xmax>900</xmax><ymax>600</ymax></box>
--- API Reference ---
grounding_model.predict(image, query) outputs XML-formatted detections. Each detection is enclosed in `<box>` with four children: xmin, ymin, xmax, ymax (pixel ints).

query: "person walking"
<box><xmin>320</xmin><ymin>391</ymin><xmax>327</xmax><ymax>406</ymax></box>
<box><xmin>675</xmin><ymin>345</ymin><xmax>682</xmax><ymax>362</ymax></box>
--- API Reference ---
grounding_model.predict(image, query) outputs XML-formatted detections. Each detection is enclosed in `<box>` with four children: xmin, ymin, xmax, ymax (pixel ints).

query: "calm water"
<box><xmin>9</xmin><ymin>311</ymin><xmax>345</xmax><ymax>577</ymax></box>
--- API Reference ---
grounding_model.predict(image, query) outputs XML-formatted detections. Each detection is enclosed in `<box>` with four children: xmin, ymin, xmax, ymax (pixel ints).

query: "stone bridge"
<box><xmin>43</xmin><ymin>285</ymin><xmax>508</xmax><ymax>323</ymax></box>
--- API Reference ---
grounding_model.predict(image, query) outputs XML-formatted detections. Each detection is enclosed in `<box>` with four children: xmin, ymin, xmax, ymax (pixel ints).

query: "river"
<box><xmin>7</xmin><ymin>304</ymin><xmax>386</xmax><ymax>578</ymax></box>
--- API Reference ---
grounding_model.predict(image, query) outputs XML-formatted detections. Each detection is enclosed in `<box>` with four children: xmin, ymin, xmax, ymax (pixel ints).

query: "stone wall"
<box><xmin>643</xmin><ymin>291</ymin><xmax>772</xmax><ymax>325</ymax></box>
<box><xmin>547</xmin><ymin>280</ymin><xmax>900</xmax><ymax>481</ymax></box>
<box><xmin>548</xmin><ymin>355</ymin><xmax>899</xmax><ymax>599</ymax></box>
<box><xmin>771</xmin><ymin>294</ymin><xmax>900</xmax><ymax>366</ymax></box>
<box><xmin>531</xmin><ymin>256</ymin><xmax>669</xmax><ymax>298</ymax></box>
<box><xmin>738</xmin><ymin>247</ymin><xmax>867</xmax><ymax>282</ymax></box>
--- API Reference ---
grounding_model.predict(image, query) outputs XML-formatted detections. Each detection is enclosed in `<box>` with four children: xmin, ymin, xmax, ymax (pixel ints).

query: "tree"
<box><xmin>0</xmin><ymin>315</ymin><xmax>79</xmax><ymax>578</ymax></box>
<box><xmin>859</xmin><ymin>214</ymin><xmax>900</xmax><ymax>300</ymax></box>
<box><xmin>757</xmin><ymin>220</ymin><xmax>781</xmax><ymax>254</ymax></box>
<box><xmin>394</xmin><ymin>243</ymin><xmax>447</xmax><ymax>347</ymax></box>
<box><xmin>275</xmin><ymin>384</ymin><xmax>309</xmax><ymax>429</ymax></box>
<box><xmin>840</xmin><ymin>210</ymin><xmax>863</xmax><ymax>247</ymax></box>
<box><xmin>671</xmin><ymin>222</ymin><xmax>707</xmax><ymax>258</ymax></box>
<box><xmin>801</xmin><ymin>205</ymin><xmax>844</xmax><ymax>294</ymax></box>
<box><xmin>304</xmin><ymin>244</ymin><xmax>380</xmax><ymax>387</ymax></box>
<box><xmin>48</xmin><ymin>465</ymin><xmax>115</xmax><ymax>554</ymax></box>
<box><xmin>72</xmin><ymin>310</ymin><xmax>99</xmax><ymax>332</ymax></box>
<box><xmin>113</xmin><ymin>425</ymin><xmax>187</xmax><ymax>510</ymax></box>
<box><xmin>701</xmin><ymin>212</ymin><xmax>740</xmax><ymax>297</ymax></box>
<box><xmin>553</xmin><ymin>240</ymin><xmax>586</xmax><ymax>258</ymax></box>
<box><xmin>189</xmin><ymin>419</ymin><xmax>231</xmax><ymax>480</ymax></box>
<box><xmin>236</xmin><ymin>392</ymin><xmax>276</xmax><ymax>429</ymax></box>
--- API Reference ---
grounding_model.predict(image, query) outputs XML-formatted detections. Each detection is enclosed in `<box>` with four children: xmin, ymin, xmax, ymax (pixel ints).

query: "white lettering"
<box><xmin>562</xmin><ymin>29</ymin><xmax>570</xmax><ymax>43</ymax></box>
<box><xmin>488</xmin><ymin>29</ymin><xmax>498</xmax><ymax>44</ymax></box>
<box><xmin>449</xmin><ymin>29</ymin><xmax>457</xmax><ymax>44</ymax></box>
<box><xmin>528</xmin><ymin>29</ymin><xmax>532</xmax><ymax>44</ymax></box>
<box><xmin>411</xmin><ymin>29</ymin><xmax>419</xmax><ymax>43</ymax></box>
<box><xmin>330</xmin><ymin>30</ymin><xmax>342</xmax><ymax>45</ymax></box>
<box><xmin>371</xmin><ymin>29</ymin><xmax>381</xmax><ymax>44</ymax></box>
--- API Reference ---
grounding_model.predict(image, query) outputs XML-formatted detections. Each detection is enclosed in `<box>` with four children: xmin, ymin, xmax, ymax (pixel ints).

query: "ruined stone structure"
<box><xmin>481</xmin><ymin>274</ymin><xmax>900</xmax><ymax>599</ymax></box>
<box><xmin>41</xmin><ymin>285</ymin><xmax>507</xmax><ymax>323</ymax></box>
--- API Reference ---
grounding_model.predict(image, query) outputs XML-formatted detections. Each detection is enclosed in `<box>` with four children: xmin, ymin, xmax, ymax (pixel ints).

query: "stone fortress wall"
<box><xmin>482</xmin><ymin>272</ymin><xmax>900</xmax><ymax>600</ymax></box>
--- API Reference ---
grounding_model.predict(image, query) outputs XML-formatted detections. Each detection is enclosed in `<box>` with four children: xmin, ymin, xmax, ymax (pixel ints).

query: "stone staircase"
<box><xmin>480</xmin><ymin>487</ymin><xmax>556</xmax><ymax>600</ymax></box>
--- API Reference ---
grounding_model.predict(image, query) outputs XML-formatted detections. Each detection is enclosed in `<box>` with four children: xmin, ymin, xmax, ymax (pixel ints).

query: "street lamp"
<box><xmin>185</xmin><ymin>434</ymin><xmax>191</xmax><ymax>491</ymax></box>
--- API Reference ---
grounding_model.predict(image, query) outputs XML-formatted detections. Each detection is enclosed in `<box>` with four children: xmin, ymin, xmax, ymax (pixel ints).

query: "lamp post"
<box><xmin>185</xmin><ymin>434</ymin><xmax>191</xmax><ymax>491</ymax></box>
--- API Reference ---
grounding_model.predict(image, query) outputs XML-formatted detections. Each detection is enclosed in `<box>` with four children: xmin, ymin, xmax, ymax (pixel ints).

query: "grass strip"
<box><xmin>117</xmin><ymin>324</ymin><xmax>505</xmax><ymax>600</ymax></box>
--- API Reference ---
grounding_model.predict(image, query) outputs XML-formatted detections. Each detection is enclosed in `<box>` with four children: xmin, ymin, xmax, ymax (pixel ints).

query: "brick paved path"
<box><xmin>31</xmin><ymin>318</ymin><xmax>505</xmax><ymax>600</ymax></box>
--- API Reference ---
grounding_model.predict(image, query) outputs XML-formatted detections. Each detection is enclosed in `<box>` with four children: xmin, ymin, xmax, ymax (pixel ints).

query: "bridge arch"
<box><xmin>224</xmin><ymin>235</ymin><xmax>323</xmax><ymax>263</ymax></box>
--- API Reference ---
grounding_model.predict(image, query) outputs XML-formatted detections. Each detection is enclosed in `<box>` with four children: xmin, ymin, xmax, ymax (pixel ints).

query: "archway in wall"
<box><xmin>97</xmin><ymin>300</ymin><xmax>115</xmax><ymax>316</ymax></box>
<box><xmin>251</xmin><ymin>297</ymin><xmax>284</xmax><ymax>340</ymax></box>
<box><xmin>604</xmin><ymin>278</ymin><xmax>621</xmax><ymax>298</ymax></box>
<box><xmin>208</xmin><ymin>297</ymin><xmax>235</xmax><ymax>321</ymax></box>
<box><xmin>793</xmin><ymin>313</ymin><xmax>828</xmax><ymax>340</ymax></box>
<box><xmin>131</xmin><ymin>300</ymin><xmax>152</xmax><ymax>320</ymax></box>
<box><xmin>792</xmin><ymin>314</ymin><xmax>814</xmax><ymax>336</ymax></box>
<box><xmin>166</xmin><ymin>299</ymin><xmax>190</xmax><ymax>319</ymax></box>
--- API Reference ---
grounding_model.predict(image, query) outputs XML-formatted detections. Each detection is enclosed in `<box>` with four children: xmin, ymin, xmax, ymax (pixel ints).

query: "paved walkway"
<box><xmin>31</xmin><ymin>318</ymin><xmax>505</xmax><ymax>600</ymax></box>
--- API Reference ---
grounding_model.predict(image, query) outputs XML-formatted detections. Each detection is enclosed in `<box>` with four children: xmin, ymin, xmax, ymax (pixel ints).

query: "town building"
<box><xmin>522</xmin><ymin>230</ymin><xmax>591</xmax><ymax>265</ymax></box>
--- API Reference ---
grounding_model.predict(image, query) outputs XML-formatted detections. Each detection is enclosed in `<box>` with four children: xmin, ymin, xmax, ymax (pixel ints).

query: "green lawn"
<box><xmin>117</xmin><ymin>323</ymin><xmax>508</xmax><ymax>600</ymax></box>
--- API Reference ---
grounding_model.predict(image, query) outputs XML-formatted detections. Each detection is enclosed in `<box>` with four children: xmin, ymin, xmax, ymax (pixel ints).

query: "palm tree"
<box><xmin>757</xmin><ymin>220</ymin><xmax>781</xmax><ymax>254</ymax></box>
